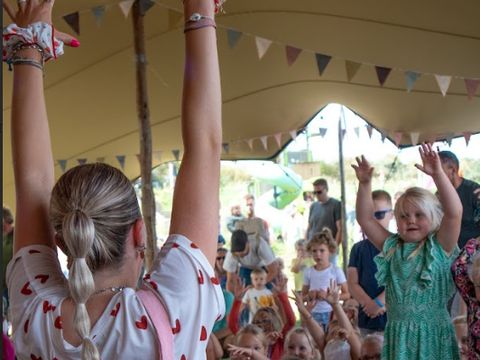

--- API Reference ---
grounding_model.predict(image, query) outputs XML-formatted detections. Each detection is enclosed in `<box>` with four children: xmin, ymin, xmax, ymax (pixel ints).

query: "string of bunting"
<box><xmin>55</xmin><ymin>125</ymin><xmax>473</xmax><ymax>173</ymax></box>
<box><xmin>60</xmin><ymin>0</ymin><xmax>480</xmax><ymax>99</ymax></box>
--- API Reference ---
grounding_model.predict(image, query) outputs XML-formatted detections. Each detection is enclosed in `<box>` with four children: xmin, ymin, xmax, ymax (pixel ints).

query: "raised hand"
<box><xmin>290</xmin><ymin>290</ymin><xmax>317</xmax><ymax>317</ymax></box>
<box><xmin>232</xmin><ymin>276</ymin><xmax>248</xmax><ymax>300</ymax></box>
<box><xmin>415</xmin><ymin>143</ymin><xmax>442</xmax><ymax>176</ymax></box>
<box><xmin>324</xmin><ymin>279</ymin><xmax>340</xmax><ymax>305</ymax></box>
<box><xmin>272</xmin><ymin>274</ymin><xmax>288</xmax><ymax>294</ymax></box>
<box><xmin>351</xmin><ymin>156</ymin><xmax>374</xmax><ymax>183</ymax></box>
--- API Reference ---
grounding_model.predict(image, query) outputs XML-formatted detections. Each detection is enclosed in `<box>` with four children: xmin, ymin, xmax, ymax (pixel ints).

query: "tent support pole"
<box><xmin>338</xmin><ymin>106</ymin><xmax>349</xmax><ymax>273</ymax></box>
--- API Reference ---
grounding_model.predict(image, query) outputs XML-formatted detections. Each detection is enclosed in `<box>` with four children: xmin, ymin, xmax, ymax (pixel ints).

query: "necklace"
<box><xmin>92</xmin><ymin>286</ymin><xmax>128</xmax><ymax>296</ymax></box>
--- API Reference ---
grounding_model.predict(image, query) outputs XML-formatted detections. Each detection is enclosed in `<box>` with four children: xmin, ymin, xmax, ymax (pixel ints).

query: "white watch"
<box><xmin>187</xmin><ymin>13</ymin><xmax>214</xmax><ymax>22</ymax></box>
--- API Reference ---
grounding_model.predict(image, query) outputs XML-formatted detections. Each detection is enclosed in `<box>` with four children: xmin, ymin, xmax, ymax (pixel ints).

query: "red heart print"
<box><xmin>149</xmin><ymin>280</ymin><xmax>158</xmax><ymax>291</ymax></box>
<box><xmin>28</xmin><ymin>249</ymin><xmax>41</xmax><ymax>254</ymax></box>
<box><xmin>135</xmin><ymin>315</ymin><xmax>148</xmax><ymax>330</ymax></box>
<box><xmin>198</xmin><ymin>270</ymin><xmax>204</xmax><ymax>285</ymax></box>
<box><xmin>143</xmin><ymin>273</ymin><xmax>151</xmax><ymax>280</ymax></box>
<box><xmin>35</xmin><ymin>274</ymin><xmax>49</xmax><ymax>284</ymax></box>
<box><xmin>190</xmin><ymin>243</ymin><xmax>199</xmax><ymax>249</ymax></box>
<box><xmin>43</xmin><ymin>300</ymin><xmax>56</xmax><ymax>313</ymax></box>
<box><xmin>110</xmin><ymin>303</ymin><xmax>121</xmax><ymax>317</ymax></box>
<box><xmin>21</xmin><ymin>282</ymin><xmax>33</xmax><ymax>295</ymax></box>
<box><xmin>54</xmin><ymin>316</ymin><xmax>63</xmax><ymax>329</ymax></box>
<box><xmin>210</xmin><ymin>277</ymin><xmax>220</xmax><ymax>285</ymax></box>
<box><xmin>180</xmin><ymin>356</ymin><xmax>186</xmax><ymax>360</ymax></box>
<box><xmin>172</xmin><ymin>243</ymin><xmax>180</xmax><ymax>248</ymax></box>
<box><xmin>172</xmin><ymin>319</ymin><xmax>181</xmax><ymax>334</ymax></box>
<box><xmin>24</xmin><ymin>319</ymin><xmax>29</xmax><ymax>333</ymax></box>
<box><xmin>200</xmin><ymin>325</ymin><xmax>207</xmax><ymax>341</ymax></box>
<box><xmin>30</xmin><ymin>355</ymin><xmax>42</xmax><ymax>360</ymax></box>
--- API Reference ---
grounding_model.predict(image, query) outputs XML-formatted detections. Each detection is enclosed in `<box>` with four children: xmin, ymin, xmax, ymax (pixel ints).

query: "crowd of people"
<box><xmin>2</xmin><ymin>0</ymin><xmax>480</xmax><ymax>359</ymax></box>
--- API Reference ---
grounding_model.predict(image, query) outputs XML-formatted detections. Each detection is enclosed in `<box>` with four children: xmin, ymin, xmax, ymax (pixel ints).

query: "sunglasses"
<box><xmin>313</xmin><ymin>190</ymin><xmax>323</xmax><ymax>195</ymax></box>
<box><xmin>216</xmin><ymin>256</ymin><xmax>225</xmax><ymax>261</ymax></box>
<box><xmin>374</xmin><ymin>209</ymin><xmax>392</xmax><ymax>220</ymax></box>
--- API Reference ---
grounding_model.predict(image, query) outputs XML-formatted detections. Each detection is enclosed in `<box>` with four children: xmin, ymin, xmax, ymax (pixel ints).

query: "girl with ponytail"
<box><xmin>5</xmin><ymin>0</ymin><xmax>224</xmax><ymax>358</ymax></box>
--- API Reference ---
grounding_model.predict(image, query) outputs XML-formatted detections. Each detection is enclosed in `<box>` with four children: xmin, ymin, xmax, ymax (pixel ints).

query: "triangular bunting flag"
<box><xmin>465</xmin><ymin>79</ymin><xmax>480</xmax><ymax>100</ymax></box>
<box><xmin>227</xmin><ymin>29</ymin><xmax>242</xmax><ymax>49</ymax></box>
<box><xmin>435</xmin><ymin>75</ymin><xmax>452</xmax><ymax>97</ymax></box>
<box><xmin>380</xmin><ymin>131</ymin><xmax>387</xmax><ymax>143</ymax></box>
<box><xmin>286</xmin><ymin>46</ymin><xmax>302</xmax><ymax>66</ymax></box>
<box><xmin>77</xmin><ymin>158</ymin><xmax>87</xmax><ymax>165</ymax></box>
<box><xmin>222</xmin><ymin>143</ymin><xmax>230</xmax><ymax>154</ymax></box>
<box><xmin>273</xmin><ymin>133</ymin><xmax>282</xmax><ymax>148</ymax></box>
<box><xmin>445</xmin><ymin>133</ymin><xmax>453</xmax><ymax>147</ymax></box>
<box><xmin>58</xmin><ymin>160</ymin><xmax>67</xmax><ymax>173</ymax></box>
<box><xmin>289</xmin><ymin>130</ymin><xmax>297</xmax><ymax>141</ymax></box>
<box><xmin>96</xmin><ymin>157</ymin><xmax>105</xmax><ymax>163</ymax></box>
<box><xmin>315</xmin><ymin>53</ymin><xmax>331</xmax><ymax>76</ymax></box>
<box><xmin>463</xmin><ymin>132</ymin><xmax>472</xmax><ymax>146</ymax></box>
<box><xmin>246</xmin><ymin>139</ymin><xmax>254</xmax><ymax>151</ymax></box>
<box><xmin>153</xmin><ymin>150</ymin><xmax>162</xmax><ymax>162</ymax></box>
<box><xmin>319</xmin><ymin>128</ymin><xmax>327</xmax><ymax>137</ymax></box>
<box><xmin>353</xmin><ymin>127</ymin><xmax>360</xmax><ymax>138</ymax></box>
<box><xmin>410</xmin><ymin>132</ymin><xmax>420</xmax><ymax>146</ymax></box>
<box><xmin>172</xmin><ymin>149</ymin><xmax>180</xmax><ymax>161</ymax></box>
<box><xmin>139</xmin><ymin>0</ymin><xmax>155</xmax><ymax>15</ymax></box>
<box><xmin>116</xmin><ymin>155</ymin><xmax>126</xmax><ymax>169</ymax></box>
<box><xmin>366</xmin><ymin>125</ymin><xmax>373</xmax><ymax>139</ymax></box>
<box><xmin>119</xmin><ymin>0</ymin><xmax>135</xmax><ymax>18</ymax></box>
<box><xmin>405</xmin><ymin>71</ymin><xmax>421</xmax><ymax>92</ymax></box>
<box><xmin>91</xmin><ymin>5</ymin><xmax>106</xmax><ymax>27</ymax></box>
<box><xmin>345</xmin><ymin>61</ymin><xmax>361</xmax><ymax>82</ymax></box>
<box><xmin>168</xmin><ymin>9</ymin><xmax>183</xmax><ymax>30</ymax></box>
<box><xmin>260</xmin><ymin>136</ymin><xmax>268</xmax><ymax>150</ymax></box>
<box><xmin>63</xmin><ymin>12</ymin><xmax>80</xmax><ymax>35</ymax></box>
<box><xmin>375</xmin><ymin>66</ymin><xmax>392</xmax><ymax>86</ymax></box>
<box><xmin>255</xmin><ymin>37</ymin><xmax>272</xmax><ymax>60</ymax></box>
<box><xmin>393</xmin><ymin>132</ymin><xmax>403</xmax><ymax>146</ymax></box>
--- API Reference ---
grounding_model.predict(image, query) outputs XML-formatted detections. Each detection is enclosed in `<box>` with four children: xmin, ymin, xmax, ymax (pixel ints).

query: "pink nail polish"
<box><xmin>71</xmin><ymin>39</ymin><xmax>80</xmax><ymax>47</ymax></box>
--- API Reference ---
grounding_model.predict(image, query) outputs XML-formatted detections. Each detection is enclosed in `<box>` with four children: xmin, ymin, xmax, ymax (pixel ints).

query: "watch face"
<box><xmin>190</xmin><ymin>13</ymin><xmax>202</xmax><ymax>21</ymax></box>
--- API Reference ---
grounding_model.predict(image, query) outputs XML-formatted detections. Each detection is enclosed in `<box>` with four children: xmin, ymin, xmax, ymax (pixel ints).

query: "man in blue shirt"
<box><xmin>348</xmin><ymin>190</ymin><xmax>392</xmax><ymax>336</ymax></box>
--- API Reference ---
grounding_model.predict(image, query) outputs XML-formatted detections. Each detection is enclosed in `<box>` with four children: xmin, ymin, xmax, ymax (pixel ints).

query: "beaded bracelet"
<box><xmin>9</xmin><ymin>57</ymin><xmax>44</xmax><ymax>72</ymax></box>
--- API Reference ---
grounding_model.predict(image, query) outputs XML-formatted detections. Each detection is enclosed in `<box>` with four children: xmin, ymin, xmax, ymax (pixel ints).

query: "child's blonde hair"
<box><xmin>284</xmin><ymin>327</ymin><xmax>322</xmax><ymax>359</ymax></box>
<box><xmin>251</xmin><ymin>268</ymin><xmax>267</xmax><ymax>277</ymax></box>
<box><xmin>307</xmin><ymin>228</ymin><xmax>336</xmax><ymax>253</ymax></box>
<box><xmin>235</xmin><ymin>324</ymin><xmax>269</xmax><ymax>348</ymax></box>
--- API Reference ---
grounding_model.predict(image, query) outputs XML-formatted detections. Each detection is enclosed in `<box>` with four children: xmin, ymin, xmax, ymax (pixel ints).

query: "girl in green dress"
<box><xmin>352</xmin><ymin>143</ymin><xmax>462</xmax><ymax>360</ymax></box>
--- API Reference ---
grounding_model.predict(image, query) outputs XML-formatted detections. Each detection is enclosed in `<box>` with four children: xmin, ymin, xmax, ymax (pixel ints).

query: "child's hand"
<box><xmin>290</xmin><ymin>290</ymin><xmax>317</xmax><ymax>317</ymax></box>
<box><xmin>324</xmin><ymin>279</ymin><xmax>340</xmax><ymax>305</ymax></box>
<box><xmin>272</xmin><ymin>274</ymin><xmax>288</xmax><ymax>294</ymax></box>
<box><xmin>351</xmin><ymin>156</ymin><xmax>374</xmax><ymax>183</ymax></box>
<box><xmin>232</xmin><ymin>276</ymin><xmax>248</xmax><ymax>300</ymax></box>
<box><xmin>267</xmin><ymin>331</ymin><xmax>283</xmax><ymax>344</ymax></box>
<box><xmin>415</xmin><ymin>143</ymin><xmax>442</xmax><ymax>176</ymax></box>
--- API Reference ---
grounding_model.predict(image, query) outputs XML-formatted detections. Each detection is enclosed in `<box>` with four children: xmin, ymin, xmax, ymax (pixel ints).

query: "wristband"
<box><xmin>373</xmin><ymin>297</ymin><xmax>384</xmax><ymax>308</ymax></box>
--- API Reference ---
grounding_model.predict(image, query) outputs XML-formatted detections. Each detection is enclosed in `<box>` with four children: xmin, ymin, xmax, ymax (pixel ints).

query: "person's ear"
<box><xmin>132</xmin><ymin>218</ymin><xmax>146</xmax><ymax>247</ymax></box>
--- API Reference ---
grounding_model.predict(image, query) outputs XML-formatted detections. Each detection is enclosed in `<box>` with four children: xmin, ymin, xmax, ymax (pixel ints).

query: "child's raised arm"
<box><xmin>415</xmin><ymin>143</ymin><xmax>462</xmax><ymax>253</ymax></box>
<box><xmin>352</xmin><ymin>156</ymin><xmax>391</xmax><ymax>250</ymax></box>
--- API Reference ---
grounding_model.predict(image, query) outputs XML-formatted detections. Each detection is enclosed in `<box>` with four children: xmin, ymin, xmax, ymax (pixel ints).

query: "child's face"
<box><xmin>309</xmin><ymin>243</ymin><xmax>330</xmax><ymax>266</ymax></box>
<box><xmin>252</xmin><ymin>311</ymin><xmax>275</xmax><ymax>333</ymax></box>
<box><xmin>296</xmin><ymin>245</ymin><xmax>306</xmax><ymax>257</ymax></box>
<box><xmin>251</xmin><ymin>273</ymin><xmax>267</xmax><ymax>289</ymax></box>
<box><xmin>396</xmin><ymin>202</ymin><xmax>432</xmax><ymax>242</ymax></box>
<box><xmin>232</xmin><ymin>333</ymin><xmax>266</xmax><ymax>359</ymax></box>
<box><xmin>286</xmin><ymin>332</ymin><xmax>314</xmax><ymax>359</ymax></box>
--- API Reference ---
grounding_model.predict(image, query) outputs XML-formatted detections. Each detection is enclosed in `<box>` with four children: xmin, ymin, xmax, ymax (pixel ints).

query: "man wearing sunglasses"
<box><xmin>348</xmin><ymin>190</ymin><xmax>393</xmax><ymax>337</ymax></box>
<box><xmin>306</xmin><ymin>178</ymin><xmax>342</xmax><ymax>248</ymax></box>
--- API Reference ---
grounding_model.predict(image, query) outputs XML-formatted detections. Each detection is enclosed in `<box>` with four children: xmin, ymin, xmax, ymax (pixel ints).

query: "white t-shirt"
<box><xmin>242</xmin><ymin>287</ymin><xmax>274</xmax><ymax>322</ymax></box>
<box><xmin>303</xmin><ymin>264</ymin><xmax>346</xmax><ymax>313</ymax></box>
<box><xmin>7</xmin><ymin>234</ymin><xmax>225</xmax><ymax>360</ymax></box>
<box><xmin>223</xmin><ymin>238</ymin><xmax>275</xmax><ymax>273</ymax></box>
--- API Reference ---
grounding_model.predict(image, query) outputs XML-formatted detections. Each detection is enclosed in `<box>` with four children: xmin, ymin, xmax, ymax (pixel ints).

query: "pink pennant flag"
<box><xmin>409</xmin><ymin>132</ymin><xmax>420</xmax><ymax>146</ymax></box>
<box><xmin>375</xmin><ymin>66</ymin><xmax>392</xmax><ymax>86</ymax></box>
<box><xmin>434</xmin><ymin>75</ymin><xmax>452</xmax><ymax>97</ymax></box>
<box><xmin>246</xmin><ymin>138</ymin><xmax>254</xmax><ymax>151</ymax></box>
<box><xmin>273</xmin><ymin>133</ymin><xmax>282</xmax><ymax>148</ymax></box>
<box><xmin>345</xmin><ymin>61</ymin><xmax>361</xmax><ymax>82</ymax></box>
<box><xmin>353</xmin><ymin>127</ymin><xmax>360</xmax><ymax>138</ymax></box>
<box><xmin>286</xmin><ymin>46</ymin><xmax>302</xmax><ymax>66</ymax></box>
<box><xmin>260</xmin><ymin>136</ymin><xmax>268</xmax><ymax>150</ymax></box>
<box><xmin>366</xmin><ymin>125</ymin><xmax>373</xmax><ymax>139</ymax></box>
<box><xmin>119</xmin><ymin>0</ymin><xmax>135</xmax><ymax>18</ymax></box>
<box><xmin>463</xmin><ymin>132</ymin><xmax>472</xmax><ymax>146</ymax></box>
<box><xmin>465</xmin><ymin>79</ymin><xmax>480</xmax><ymax>100</ymax></box>
<box><xmin>289</xmin><ymin>130</ymin><xmax>297</xmax><ymax>141</ymax></box>
<box><xmin>255</xmin><ymin>37</ymin><xmax>272</xmax><ymax>60</ymax></box>
<box><xmin>393</xmin><ymin>132</ymin><xmax>403</xmax><ymax>147</ymax></box>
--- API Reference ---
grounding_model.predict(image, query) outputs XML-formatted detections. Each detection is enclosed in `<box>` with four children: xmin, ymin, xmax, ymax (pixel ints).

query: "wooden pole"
<box><xmin>338</xmin><ymin>106</ymin><xmax>349</xmax><ymax>273</ymax></box>
<box><xmin>132</xmin><ymin>0</ymin><xmax>156</xmax><ymax>271</ymax></box>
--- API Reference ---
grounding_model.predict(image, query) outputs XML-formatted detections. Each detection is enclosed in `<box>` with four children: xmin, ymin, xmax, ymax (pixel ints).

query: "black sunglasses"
<box><xmin>374</xmin><ymin>209</ymin><xmax>392</xmax><ymax>220</ymax></box>
<box><xmin>216</xmin><ymin>256</ymin><xmax>225</xmax><ymax>261</ymax></box>
<box><xmin>313</xmin><ymin>190</ymin><xmax>323</xmax><ymax>195</ymax></box>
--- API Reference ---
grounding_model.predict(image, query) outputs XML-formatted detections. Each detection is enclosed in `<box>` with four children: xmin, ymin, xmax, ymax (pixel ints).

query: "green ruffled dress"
<box><xmin>374</xmin><ymin>234</ymin><xmax>460</xmax><ymax>360</ymax></box>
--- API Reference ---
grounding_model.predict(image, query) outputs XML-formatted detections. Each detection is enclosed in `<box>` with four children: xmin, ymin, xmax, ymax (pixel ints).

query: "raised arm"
<box><xmin>352</xmin><ymin>156</ymin><xmax>390</xmax><ymax>251</ymax></box>
<box><xmin>415</xmin><ymin>143</ymin><xmax>462</xmax><ymax>253</ymax></box>
<box><xmin>169</xmin><ymin>0</ymin><xmax>222</xmax><ymax>266</ymax></box>
<box><xmin>8</xmin><ymin>1</ymin><xmax>74</xmax><ymax>253</ymax></box>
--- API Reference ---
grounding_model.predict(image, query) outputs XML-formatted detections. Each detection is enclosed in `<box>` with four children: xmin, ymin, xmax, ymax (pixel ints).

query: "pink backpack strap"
<box><xmin>137</xmin><ymin>288</ymin><xmax>174</xmax><ymax>360</ymax></box>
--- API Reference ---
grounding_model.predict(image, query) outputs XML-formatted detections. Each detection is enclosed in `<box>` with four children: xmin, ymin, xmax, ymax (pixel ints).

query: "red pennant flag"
<box><xmin>286</xmin><ymin>46</ymin><xmax>302</xmax><ymax>66</ymax></box>
<box><xmin>463</xmin><ymin>132</ymin><xmax>472</xmax><ymax>146</ymax></box>
<box><xmin>393</xmin><ymin>132</ymin><xmax>403</xmax><ymax>147</ymax></box>
<box><xmin>465</xmin><ymin>79</ymin><xmax>480</xmax><ymax>100</ymax></box>
<box><xmin>63</xmin><ymin>12</ymin><xmax>80</xmax><ymax>35</ymax></box>
<box><xmin>375</xmin><ymin>66</ymin><xmax>392</xmax><ymax>86</ymax></box>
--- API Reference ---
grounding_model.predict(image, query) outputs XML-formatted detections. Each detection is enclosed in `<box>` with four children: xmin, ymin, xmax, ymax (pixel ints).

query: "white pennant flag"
<box><xmin>434</xmin><ymin>75</ymin><xmax>452</xmax><ymax>97</ymax></box>
<box><xmin>289</xmin><ymin>130</ymin><xmax>297</xmax><ymax>141</ymax></box>
<box><xmin>246</xmin><ymin>139</ymin><xmax>254</xmax><ymax>151</ymax></box>
<box><xmin>119</xmin><ymin>0</ymin><xmax>135</xmax><ymax>18</ymax></box>
<box><xmin>410</xmin><ymin>132</ymin><xmax>420</xmax><ymax>146</ymax></box>
<box><xmin>273</xmin><ymin>133</ymin><xmax>282</xmax><ymax>148</ymax></box>
<box><xmin>255</xmin><ymin>37</ymin><xmax>272</xmax><ymax>60</ymax></box>
<box><xmin>260</xmin><ymin>136</ymin><xmax>268</xmax><ymax>150</ymax></box>
<box><xmin>353</xmin><ymin>127</ymin><xmax>360</xmax><ymax>138</ymax></box>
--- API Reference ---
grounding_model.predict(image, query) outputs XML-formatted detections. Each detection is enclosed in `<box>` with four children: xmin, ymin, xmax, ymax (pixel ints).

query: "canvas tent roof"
<box><xmin>3</xmin><ymin>0</ymin><xmax>480</xmax><ymax>207</ymax></box>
